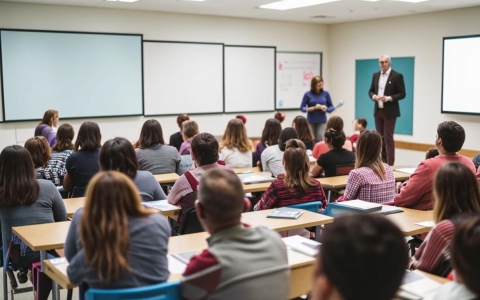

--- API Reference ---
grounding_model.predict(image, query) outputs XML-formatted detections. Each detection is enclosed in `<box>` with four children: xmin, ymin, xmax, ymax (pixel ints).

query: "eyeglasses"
<box><xmin>379</xmin><ymin>61</ymin><xmax>389</xmax><ymax>64</ymax></box>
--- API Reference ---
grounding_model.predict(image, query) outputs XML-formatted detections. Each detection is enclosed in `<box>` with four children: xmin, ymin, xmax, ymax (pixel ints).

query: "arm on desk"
<box><xmin>253</xmin><ymin>183</ymin><xmax>277</xmax><ymax>211</ymax></box>
<box><xmin>337</xmin><ymin>171</ymin><xmax>360</xmax><ymax>202</ymax></box>
<box><xmin>394</xmin><ymin>162</ymin><xmax>430</xmax><ymax>208</ymax></box>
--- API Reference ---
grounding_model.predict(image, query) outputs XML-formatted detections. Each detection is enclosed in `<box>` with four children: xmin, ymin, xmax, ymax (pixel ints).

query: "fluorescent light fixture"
<box><xmin>104</xmin><ymin>0</ymin><xmax>140</xmax><ymax>2</ymax></box>
<box><xmin>178</xmin><ymin>0</ymin><xmax>206</xmax><ymax>1</ymax></box>
<box><xmin>260</xmin><ymin>0</ymin><xmax>339</xmax><ymax>11</ymax></box>
<box><xmin>361</xmin><ymin>0</ymin><xmax>381</xmax><ymax>2</ymax></box>
<box><xmin>390</xmin><ymin>0</ymin><xmax>430</xmax><ymax>2</ymax></box>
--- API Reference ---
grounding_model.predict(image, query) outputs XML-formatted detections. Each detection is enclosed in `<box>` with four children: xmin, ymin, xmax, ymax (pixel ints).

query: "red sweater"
<box><xmin>393</xmin><ymin>154</ymin><xmax>475</xmax><ymax>210</ymax></box>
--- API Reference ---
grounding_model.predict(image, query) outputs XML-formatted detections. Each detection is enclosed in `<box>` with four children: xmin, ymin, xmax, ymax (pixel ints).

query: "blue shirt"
<box><xmin>300</xmin><ymin>90</ymin><xmax>334</xmax><ymax>124</ymax></box>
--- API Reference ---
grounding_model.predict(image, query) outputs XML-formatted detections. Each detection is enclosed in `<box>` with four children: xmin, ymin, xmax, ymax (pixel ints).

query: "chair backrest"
<box><xmin>178</xmin><ymin>207</ymin><xmax>204</xmax><ymax>235</ymax></box>
<box><xmin>72</xmin><ymin>186</ymin><xmax>87</xmax><ymax>198</ymax></box>
<box><xmin>288</xmin><ymin>201</ymin><xmax>321</xmax><ymax>213</ymax></box>
<box><xmin>334</xmin><ymin>164</ymin><xmax>355</xmax><ymax>176</ymax></box>
<box><xmin>139</xmin><ymin>192</ymin><xmax>153</xmax><ymax>202</ymax></box>
<box><xmin>85</xmin><ymin>281</ymin><xmax>181</xmax><ymax>300</ymax></box>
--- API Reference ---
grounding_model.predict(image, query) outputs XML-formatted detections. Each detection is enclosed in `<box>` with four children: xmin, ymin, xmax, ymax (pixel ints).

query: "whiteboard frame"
<box><xmin>275</xmin><ymin>51</ymin><xmax>323</xmax><ymax>111</ymax></box>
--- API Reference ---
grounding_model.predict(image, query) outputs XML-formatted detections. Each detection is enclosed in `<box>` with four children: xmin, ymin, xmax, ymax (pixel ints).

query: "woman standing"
<box><xmin>300</xmin><ymin>76</ymin><xmax>334</xmax><ymax>142</ymax></box>
<box><xmin>34</xmin><ymin>109</ymin><xmax>59</xmax><ymax>147</ymax></box>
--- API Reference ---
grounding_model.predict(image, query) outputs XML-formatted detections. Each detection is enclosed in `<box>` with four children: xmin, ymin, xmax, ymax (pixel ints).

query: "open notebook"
<box><xmin>142</xmin><ymin>200</ymin><xmax>179</xmax><ymax>211</ymax></box>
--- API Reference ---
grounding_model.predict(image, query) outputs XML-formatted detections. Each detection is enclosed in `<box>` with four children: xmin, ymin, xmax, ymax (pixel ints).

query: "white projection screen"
<box><xmin>442</xmin><ymin>35</ymin><xmax>480</xmax><ymax>115</ymax></box>
<box><xmin>0</xmin><ymin>30</ymin><xmax>143</xmax><ymax>121</ymax></box>
<box><xmin>143</xmin><ymin>41</ymin><xmax>224</xmax><ymax>116</ymax></box>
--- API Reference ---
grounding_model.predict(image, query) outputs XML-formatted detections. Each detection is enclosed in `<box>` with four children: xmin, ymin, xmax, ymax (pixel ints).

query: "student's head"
<box><xmin>191</xmin><ymin>133</ymin><xmax>219</xmax><ymax>166</ymax></box>
<box><xmin>40</xmin><ymin>109</ymin><xmax>59</xmax><ymax>127</ymax></box>
<box><xmin>0</xmin><ymin>145</ymin><xmax>39</xmax><ymax>206</ymax></box>
<box><xmin>176</xmin><ymin>114</ymin><xmax>190</xmax><ymax>130</ymax></box>
<box><xmin>52</xmin><ymin>124</ymin><xmax>75</xmax><ymax>152</ymax></box>
<box><xmin>326</xmin><ymin>116</ymin><xmax>344</xmax><ymax>132</ymax></box>
<box><xmin>135</xmin><ymin>119</ymin><xmax>165</xmax><ymax>149</ymax></box>
<box><xmin>75</xmin><ymin>121</ymin><xmax>101</xmax><ymax>151</ymax></box>
<box><xmin>80</xmin><ymin>171</ymin><xmax>155</xmax><ymax>283</ymax></box>
<box><xmin>195</xmin><ymin>168</ymin><xmax>249</xmax><ymax>233</ymax></box>
<box><xmin>292</xmin><ymin>116</ymin><xmax>314</xmax><ymax>142</ymax></box>
<box><xmin>221</xmin><ymin>118</ymin><xmax>251</xmax><ymax>152</ymax></box>
<box><xmin>324</xmin><ymin>129</ymin><xmax>346</xmax><ymax>150</ymax></box>
<box><xmin>435</xmin><ymin>121</ymin><xmax>465</xmax><ymax>154</ymax></box>
<box><xmin>99</xmin><ymin>138</ymin><xmax>139</xmax><ymax>179</ymax></box>
<box><xmin>312</xmin><ymin>214</ymin><xmax>408</xmax><ymax>300</ymax></box>
<box><xmin>310</xmin><ymin>76</ymin><xmax>323</xmax><ymax>94</ymax></box>
<box><xmin>182</xmin><ymin>120</ymin><xmax>199</xmax><ymax>140</ymax></box>
<box><xmin>355</xmin><ymin>118</ymin><xmax>367</xmax><ymax>131</ymax></box>
<box><xmin>278</xmin><ymin>127</ymin><xmax>299</xmax><ymax>151</ymax></box>
<box><xmin>355</xmin><ymin>130</ymin><xmax>384</xmax><ymax>180</ymax></box>
<box><xmin>450</xmin><ymin>216</ymin><xmax>480</xmax><ymax>296</ymax></box>
<box><xmin>274</xmin><ymin>112</ymin><xmax>285</xmax><ymax>123</ymax></box>
<box><xmin>261</xmin><ymin>118</ymin><xmax>282</xmax><ymax>147</ymax></box>
<box><xmin>433</xmin><ymin>162</ymin><xmax>480</xmax><ymax>223</ymax></box>
<box><xmin>283</xmin><ymin>139</ymin><xmax>314</xmax><ymax>196</ymax></box>
<box><xmin>24</xmin><ymin>136</ymin><xmax>52</xmax><ymax>168</ymax></box>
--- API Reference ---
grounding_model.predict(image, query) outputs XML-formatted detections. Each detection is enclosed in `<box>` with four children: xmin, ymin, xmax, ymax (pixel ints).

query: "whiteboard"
<box><xmin>0</xmin><ymin>29</ymin><xmax>143</xmax><ymax>121</ymax></box>
<box><xmin>143</xmin><ymin>41</ymin><xmax>224</xmax><ymax>116</ymax></box>
<box><xmin>224</xmin><ymin>46</ymin><xmax>275</xmax><ymax>113</ymax></box>
<box><xmin>276</xmin><ymin>52</ymin><xmax>322</xmax><ymax>110</ymax></box>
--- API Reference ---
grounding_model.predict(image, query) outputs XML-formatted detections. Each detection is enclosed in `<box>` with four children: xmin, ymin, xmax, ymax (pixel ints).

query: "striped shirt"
<box><xmin>254</xmin><ymin>176</ymin><xmax>327</xmax><ymax>211</ymax></box>
<box><xmin>337</xmin><ymin>164</ymin><xmax>395</xmax><ymax>204</ymax></box>
<box><xmin>46</xmin><ymin>150</ymin><xmax>73</xmax><ymax>186</ymax></box>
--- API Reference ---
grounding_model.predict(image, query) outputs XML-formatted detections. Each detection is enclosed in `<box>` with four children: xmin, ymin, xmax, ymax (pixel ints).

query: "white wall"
<box><xmin>0</xmin><ymin>2</ymin><xmax>329</xmax><ymax>150</ymax></box>
<box><xmin>329</xmin><ymin>6</ymin><xmax>480</xmax><ymax>167</ymax></box>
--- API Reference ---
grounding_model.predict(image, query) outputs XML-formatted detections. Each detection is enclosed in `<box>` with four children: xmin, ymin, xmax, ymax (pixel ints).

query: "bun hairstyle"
<box><xmin>274</xmin><ymin>112</ymin><xmax>286</xmax><ymax>123</ymax></box>
<box><xmin>283</xmin><ymin>139</ymin><xmax>316</xmax><ymax>195</ymax></box>
<box><xmin>324</xmin><ymin>128</ymin><xmax>346</xmax><ymax>150</ymax></box>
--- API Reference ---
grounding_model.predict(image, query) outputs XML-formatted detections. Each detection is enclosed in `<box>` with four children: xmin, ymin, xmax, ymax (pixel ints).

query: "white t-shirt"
<box><xmin>219</xmin><ymin>147</ymin><xmax>252</xmax><ymax>168</ymax></box>
<box><xmin>260</xmin><ymin>145</ymin><xmax>285</xmax><ymax>177</ymax></box>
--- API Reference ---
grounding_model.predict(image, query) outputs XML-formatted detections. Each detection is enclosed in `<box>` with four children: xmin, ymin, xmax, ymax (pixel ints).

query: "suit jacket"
<box><xmin>368</xmin><ymin>69</ymin><xmax>406</xmax><ymax>119</ymax></box>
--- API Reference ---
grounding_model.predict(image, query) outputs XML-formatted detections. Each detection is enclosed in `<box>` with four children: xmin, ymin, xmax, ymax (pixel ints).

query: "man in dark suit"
<box><xmin>368</xmin><ymin>55</ymin><xmax>406</xmax><ymax>165</ymax></box>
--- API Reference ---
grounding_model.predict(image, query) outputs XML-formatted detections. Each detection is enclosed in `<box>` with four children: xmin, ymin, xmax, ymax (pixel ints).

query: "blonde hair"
<box><xmin>433</xmin><ymin>162</ymin><xmax>480</xmax><ymax>223</ymax></box>
<box><xmin>220</xmin><ymin>119</ymin><xmax>252</xmax><ymax>153</ymax></box>
<box><xmin>283</xmin><ymin>139</ymin><xmax>316</xmax><ymax>195</ymax></box>
<box><xmin>355</xmin><ymin>130</ymin><xmax>385</xmax><ymax>180</ymax></box>
<box><xmin>79</xmin><ymin>171</ymin><xmax>156</xmax><ymax>283</ymax></box>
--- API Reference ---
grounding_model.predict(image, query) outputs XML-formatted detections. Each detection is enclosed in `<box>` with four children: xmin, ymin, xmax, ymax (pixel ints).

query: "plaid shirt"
<box><xmin>46</xmin><ymin>150</ymin><xmax>73</xmax><ymax>186</ymax></box>
<box><xmin>337</xmin><ymin>164</ymin><xmax>395</xmax><ymax>204</ymax></box>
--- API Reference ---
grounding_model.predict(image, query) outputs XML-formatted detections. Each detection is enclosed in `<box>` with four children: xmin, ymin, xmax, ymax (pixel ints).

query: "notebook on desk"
<box><xmin>397</xmin><ymin>270</ymin><xmax>442</xmax><ymax>300</ymax></box>
<box><xmin>267</xmin><ymin>207</ymin><xmax>304</xmax><ymax>219</ymax></box>
<box><xmin>142</xmin><ymin>200</ymin><xmax>179</xmax><ymax>211</ymax></box>
<box><xmin>395</xmin><ymin>167</ymin><xmax>416</xmax><ymax>175</ymax></box>
<box><xmin>238</xmin><ymin>172</ymin><xmax>275</xmax><ymax>184</ymax></box>
<box><xmin>282</xmin><ymin>235</ymin><xmax>321</xmax><ymax>257</ymax></box>
<box><xmin>332</xmin><ymin>200</ymin><xmax>382</xmax><ymax>213</ymax></box>
<box><xmin>323</xmin><ymin>201</ymin><xmax>403</xmax><ymax>217</ymax></box>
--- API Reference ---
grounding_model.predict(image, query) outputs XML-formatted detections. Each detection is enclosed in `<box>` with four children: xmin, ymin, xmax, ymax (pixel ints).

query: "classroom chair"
<box><xmin>3</xmin><ymin>243</ymin><xmax>33</xmax><ymax>300</ymax></box>
<box><xmin>334</xmin><ymin>164</ymin><xmax>355</xmax><ymax>176</ymax></box>
<box><xmin>84</xmin><ymin>281</ymin><xmax>181</xmax><ymax>300</ymax></box>
<box><xmin>178</xmin><ymin>208</ymin><xmax>204</xmax><ymax>235</ymax></box>
<box><xmin>288</xmin><ymin>201</ymin><xmax>323</xmax><ymax>213</ymax></box>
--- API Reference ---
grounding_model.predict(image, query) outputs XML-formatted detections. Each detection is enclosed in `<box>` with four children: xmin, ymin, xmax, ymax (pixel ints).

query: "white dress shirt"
<box><xmin>376</xmin><ymin>67</ymin><xmax>391</xmax><ymax>108</ymax></box>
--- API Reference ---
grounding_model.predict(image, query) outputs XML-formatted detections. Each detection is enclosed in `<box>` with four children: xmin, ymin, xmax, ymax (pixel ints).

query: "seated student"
<box><xmin>433</xmin><ymin>216</ymin><xmax>480</xmax><ymax>300</ymax></box>
<box><xmin>100</xmin><ymin>138</ymin><xmax>166</xmax><ymax>201</ymax></box>
<box><xmin>179</xmin><ymin>120</ymin><xmax>199</xmax><ymax>155</ymax></box>
<box><xmin>134</xmin><ymin>119</ymin><xmax>181</xmax><ymax>174</ymax></box>
<box><xmin>0</xmin><ymin>145</ymin><xmax>67</xmax><ymax>300</ymax></box>
<box><xmin>312</xmin><ymin>116</ymin><xmax>352</xmax><ymax>159</ymax></box>
<box><xmin>337</xmin><ymin>130</ymin><xmax>395</xmax><ymax>204</ymax></box>
<box><xmin>292</xmin><ymin>116</ymin><xmax>315</xmax><ymax>150</ymax></box>
<box><xmin>169</xmin><ymin>114</ymin><xmax>190</xmax><ymax>151</ymax></box>
<box><xmin>253</xmin><ymin>118</ymin><xmax>282</xmax><ymax>167</ymax></box>
<box><xmin>409</xmin><ymin>162</ymin><xmax>480</xmax><ymax>276</ymax></box>
<box><xmin>181</xmin><ymin>169</ymin><xmax>289</xmax><ymax>300</ymax></box>
<box><xmin>393</xmin><ymin>121</ymin><xmax>475</xmax><ymax>210</ymax></box>
<box><xmin>261</xmin><ymin>127</ymin><xmax>298</xmax><ymax>177</ymax></box>
<box><xmin>64</xmin><ymin>121</ymin><xmax>102</xmax><ymax>197</ymax></box>
<box><xmin>219</xmin><ymin>118</ymin><xmax>253</xmax><ymax>168</ymax></box>
<box><xmin>254</xmin><ymin>139</ymin><xmax>327</xmax><ymax>237</ymax></box>
<box><xmin>348</xmin><ymin>117</ymin><xmax>367</xmax><ymax>147</ymax></box>
<box><xmin>311</xmin><ymin>129</ymin><xmax>355</xmax><ymax>178</ymax></box>
<box><xmin>34</xmin><ymin>109</ymin><xmax>59</xmax><ymax>147</ymax></box>
<box><xmin>168</xmin><ymin>133</ymin><xmax>233</xmax><ymax>224</ymax></box>
<box><xmin>24</xmin><ymin>136</ymin><xmax>55</xmax><ymax>183</ymax></box>
<box><xmin>65</xmin><ymin>171</ymin><xmax>170</xmax><ymax>296</ymax></box>
<box><xmin>311</xmin><ymin>214</ymin><xmax>408</xmax><ymax>300</ymax></box>
<box><xmin>48</xmin><ymin>124</ymin><xmax>75</xmax><ymax>186</ymax></box>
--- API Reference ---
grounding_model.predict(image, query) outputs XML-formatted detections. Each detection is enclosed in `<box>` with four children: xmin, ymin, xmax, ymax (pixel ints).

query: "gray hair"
<box><xmin>380</xmin><ymin>55</ymin><xmax>391</xmax><ymax>63</ymax></box>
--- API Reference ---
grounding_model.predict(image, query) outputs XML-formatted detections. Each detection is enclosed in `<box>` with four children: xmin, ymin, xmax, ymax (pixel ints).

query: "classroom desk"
<box><xmin>153</xmin><ymin>173</ymin><xmax>179</xmax><ymax>184</ymax></box>
<box><xmin>242</xmin><ymin>209</ymin><xmax>333</xmax><ymax>232</ymax></box>
<box><xmin>43</xmin><ymin>248</ymin><xmax>315</xmax><ymax>300</ymax></box>
<box><xmin>233</xmin><ymin>166</ymin><xmax>261</xmax><ymax>173</ymax></box>
<box><xmin>63</xmin><ymin>197</ymin><xmax>181</xmax><ymax>219</ymax></box>
<box><xmin>386</xmin><ymin>208</ymin><xmax>433</xmax><ymax>236</ymax></box>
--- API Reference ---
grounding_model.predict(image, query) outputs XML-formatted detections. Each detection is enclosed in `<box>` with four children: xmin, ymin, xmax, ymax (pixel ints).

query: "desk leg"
<box><xmin>40</xmin><ymin>250</ymin><xmax>60</xmax><ymax>300</ymax></box>
<box><xmin>327</xmin><ymin>190</ymin><xmax>332</xmax><ymax>203</ymax></box>
<box><xmin>3</xmin><ymin>254</ymin><xmax>8</xmax><ymax>300</ymax></box>
<box><xmin>315</xmin><ymin>226</ymin><xmax>322</xmax><ymax>243</ymax></box>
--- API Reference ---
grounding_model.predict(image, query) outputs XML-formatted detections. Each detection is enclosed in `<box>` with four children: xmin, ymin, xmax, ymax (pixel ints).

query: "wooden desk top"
<box><xmin>153</xmin><ymin>173</ymin><xmax>179</xmax><ymax>184</ymax></box>
<box><xmin>317</xmin><ymin>171</ymin><xmax>410</xmax><ymax>190</ymax></box>
<box><xmin>233</xmin><ymin>166</ymin><xmax>261</xmax><ymax>173</ymax></box>
<box><xmin>12</xmin><ymin>221</ymin><xmax>71</xmax><ymax>251</ymax></box>
<box><xmin>64</xmin><ymin>197</ymin><xmax>180</xmax><ymax>219</ymax></box>
<box><xmin>241</xmin><ymin>209</ymin><xmax>333</xmax><ymax>232</ymax></box>
<box><xmin>386</xmin><ymin>208</ymin><xmax>433</xmax><ymax>236</ymax></box>
<box><xmin>242</xmin><ymin>181</ymin><xmax>271</xmax><ymax>193</ymax></box>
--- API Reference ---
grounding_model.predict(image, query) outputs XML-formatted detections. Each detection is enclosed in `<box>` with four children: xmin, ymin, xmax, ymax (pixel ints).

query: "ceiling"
<box><xmin>2</xmin><ymin>0</ymin><xmax>480</xmax><ymax>24</ymax></box>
